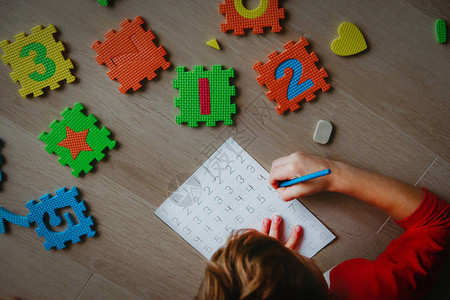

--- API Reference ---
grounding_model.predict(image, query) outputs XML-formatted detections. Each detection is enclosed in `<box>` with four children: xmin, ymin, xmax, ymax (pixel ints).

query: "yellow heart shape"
<box><xmin>331</xmin><ymin>22</ymin><xmax>367</xmax><ymax>56</ymax></box>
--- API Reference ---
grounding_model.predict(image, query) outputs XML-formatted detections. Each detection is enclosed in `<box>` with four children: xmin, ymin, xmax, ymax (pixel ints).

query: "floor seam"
<box><xmin>376</xmin><ymin>155</ymin><xmax>439</xmax><ymax>234</ymax></box>
<box><xmin>75</xmin><ymin>272</ymin><xmax>95</xmax><ymax>300</ymax></box>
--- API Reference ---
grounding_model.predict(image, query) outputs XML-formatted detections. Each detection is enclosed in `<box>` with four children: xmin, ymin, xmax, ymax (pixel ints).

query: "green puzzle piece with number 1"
<box><xmin>174</xmin><ymin>65</ymin><xmax>236</xmax><ymax>127</ymax></box>
<box><xmin>0</xmin><ymin>24</ymin><xmax>75</xmax><ymax>98</ymax></box>
<box><xmin>39</xmin><ymin>103</ymin><xmax>116</xmax><ymax>177</ymax></box>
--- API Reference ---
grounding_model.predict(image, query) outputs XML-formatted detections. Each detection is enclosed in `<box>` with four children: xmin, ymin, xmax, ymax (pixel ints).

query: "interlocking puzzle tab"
<box><xmin>92</xmin><ymin>16</ymin><xmax>171</xmax><ymax>94</ymax></box>
<box><xmin>219</xmin><ymin>0</ymin><xmax>284</xmax><ymax>35</ymax></box>
<box><xmin>39</xmin><ymin>103</ymin><xmax>116</xmax><ymax>177</ymax></box>
<box><xmin>0</xmin><ymin>206</ymin><xmax>30</xmax><ymax>234</ymax></box>
<box><xmin>253</xmin><ymin>38</ymin><xmax>330</xmax><ymax>114</ymax></box>
<box><xmin>0</xmin><ymin>24</ymin><xmax>75</xmax><ymax>98</ymax></box>
<box><xmin>26</xmin><ymin>187</ymin><xmax>96</xmax><ymax>250</ymax></box>
<box><xmin>174</xmin><ymin>65</ymin><xmax>236</xmax><ymax>127</ymax></box>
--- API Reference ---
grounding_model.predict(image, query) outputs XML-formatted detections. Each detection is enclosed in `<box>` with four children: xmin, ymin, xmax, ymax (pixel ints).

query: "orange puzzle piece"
<box><xmin>253</xmin><ymin>38</ymin><xmax>330</xmax><ymax>115</ymax></box>
<box><xmin>91</xmin><ymin>17</ymin><xmax>170</xmax><ymax>94</ymax></box>
<box><xmin>219</xmin><ymin>0</ymin><xmax>284</xmax><ymax>35</ymax></box>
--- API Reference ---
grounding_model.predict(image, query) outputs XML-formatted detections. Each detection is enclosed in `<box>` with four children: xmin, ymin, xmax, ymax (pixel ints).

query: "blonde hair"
<box><xmin>196</xmin><ymin>229</ymin><xmax>328</xmax><ymax>300</ymax></box>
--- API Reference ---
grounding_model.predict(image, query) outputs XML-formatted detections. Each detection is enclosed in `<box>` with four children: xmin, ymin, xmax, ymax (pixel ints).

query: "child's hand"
<box><xmin>260</xmin><ymin>215</ymin><xmax>303</xmax><ymax>250</ymax></box>
<box><xmin>269</xmin><ymin>152</ymin><xmax>336</xmax><ymax>201</ymax></box>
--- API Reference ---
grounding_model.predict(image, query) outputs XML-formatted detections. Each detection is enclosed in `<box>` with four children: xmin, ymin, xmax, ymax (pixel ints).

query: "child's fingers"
<box><xmin>268</xmin><ymin>215</ymin><xmax>281</xmax><ymax>239</ymax></box>
<box><xmin>285</xmin><ymin>225</ymin><xmax>303</xmax><ymax>249</ymax></box>
<box><xmin>269</xmin><ymin>163</ymin><xmax>301</xmax><ymax>189</ymax></box>
<box><xmin>279</xmin><ymin>185</ymin><xmax>308</xmax><ymax>202</ymax></box>
<box><xmin>260</xmin><ymin>218</ymin><xmax>271</xmax><ymax>235</ymax></box>
<box><xmin>269</xmin><ymin>154</ymin><xmax>300</xmax><ymax>188</ymax></box>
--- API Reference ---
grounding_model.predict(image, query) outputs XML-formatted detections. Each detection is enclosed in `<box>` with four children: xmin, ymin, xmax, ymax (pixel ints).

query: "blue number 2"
<box><xmin>275</xmin><ymin>59</ymin><xmax>313</xmax><ymax>100</ymax></box>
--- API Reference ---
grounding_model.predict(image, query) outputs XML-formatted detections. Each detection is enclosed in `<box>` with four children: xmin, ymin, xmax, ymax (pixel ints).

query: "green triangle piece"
<box><xmin>98</xmin><ymin>0</ymin><xmax>108</xmax><ymax>6</ymax></box>
<box><xmin>435</xmin><ymin>19</ymin><xmax>447</xmax><ymax>44</ymax></box>
<box><xmin>206</xmin><ymin>39</ymin><xmax>220</xmax><ymax>50</ymax></box>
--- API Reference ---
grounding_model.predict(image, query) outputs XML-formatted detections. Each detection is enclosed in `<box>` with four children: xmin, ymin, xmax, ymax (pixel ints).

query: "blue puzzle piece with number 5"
<box><xmin>26</xmin><ymin>187</ymin><xmax>96</xmax><ymax>250</ymax></box>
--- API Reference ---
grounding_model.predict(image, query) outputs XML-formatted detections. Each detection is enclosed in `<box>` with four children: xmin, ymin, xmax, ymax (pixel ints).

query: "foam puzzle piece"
<box><xmin>26</xmin><ymin>187</ymin><xmax>96</xmax><ymax>250</ymax></box>
<box><xmin>313</xmin><ymin>120</ymin><xmax>333</xmax><ymax>144</ymax></box>
<box><xmin>92</xmin><ymin>16</ymin><xmax>171</xmax><ymax>94</ymax></box>
<box><xmin>331</xmin><ymin>22</ymin><xmax>367</xmax><ymax>56</ymax></box>
<box><xmin>206</xmin><ymin>39</ymin><xmax>221</xmax><ymax>50</ymax></box>
<box><xmin>174</xmin><ymin>65</ymin><xmax>236</xmax><ymax>127</ymax></box>
<box><xmin>39</xmin><ymin>103</ymin><xmax>116</xmax><ymax>177</ymax></box>
<box><xmin>253</xmin><ymin>38</ymin><xmax>330</xmax><ymax>114</ymax></box>
<box><xmin>435</xmin><ymin>19</ymin><xmax>447</xmax><ymax>44</ymax></box>
<box><xmin>0</xmin><ymin>206</ymin><xmax>30</xmax><ymax>234</ymax></box>
<box><xmin>98</xmin><ymin>0</ymin><xmax>108</xmax><ymax>6</ymax></box>
<box><xmin>219</xmin><ymin>0</ymin><xmax>284</xmax><ymax>35</ymax></box>
<box><xmin>0</xmin><ymin>24</ymin><xmax>75</xmax><ymax>98</ymax></box>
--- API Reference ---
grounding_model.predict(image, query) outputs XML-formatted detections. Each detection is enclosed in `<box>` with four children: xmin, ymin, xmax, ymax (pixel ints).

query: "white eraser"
<box><xmin>313</xmin><ymin>120</ymin><xmax>333</xmax><ymax>144</ymax></box>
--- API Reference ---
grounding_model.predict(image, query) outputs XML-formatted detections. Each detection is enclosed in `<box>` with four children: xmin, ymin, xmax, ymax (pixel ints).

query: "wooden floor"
<box><xmin>0</xmin><ymin>0</ymin><xmax>448</xmax><ymax>299</ymax></box>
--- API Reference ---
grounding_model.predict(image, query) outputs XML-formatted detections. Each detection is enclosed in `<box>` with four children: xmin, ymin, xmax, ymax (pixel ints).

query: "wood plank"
<box><xmin>0</xmin><ymin>0</ymin><xmax>448</xmax><ymax>298</ymax></box>
<box><xmin>77</xmin><ymin>273</ymin><xmax>140</xmax><ymax>300</ymax></box>
<box><xmin>0</xmin><ymin>230</ymin><xmax>92</xmax><ymax>299</ymax></box>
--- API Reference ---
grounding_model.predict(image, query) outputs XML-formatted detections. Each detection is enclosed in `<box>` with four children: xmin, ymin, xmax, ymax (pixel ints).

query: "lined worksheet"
<box><xmin>155</xmin><ymin>138</ymin><xmax>335</xmax><ymax>259</ymax></box>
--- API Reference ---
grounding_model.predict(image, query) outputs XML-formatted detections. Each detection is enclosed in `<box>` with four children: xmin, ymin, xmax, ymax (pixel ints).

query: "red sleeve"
<box><xmin>329</xmin><ymin>189</ymin><xmax>450</xmax><ymax>300</ymax></box>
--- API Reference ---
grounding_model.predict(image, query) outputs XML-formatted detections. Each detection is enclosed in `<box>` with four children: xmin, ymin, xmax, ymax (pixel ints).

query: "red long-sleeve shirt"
<box><xmin>329</xmin><ymin>189</ymin><xmax>450</xmax><ymax>299</ymax></box>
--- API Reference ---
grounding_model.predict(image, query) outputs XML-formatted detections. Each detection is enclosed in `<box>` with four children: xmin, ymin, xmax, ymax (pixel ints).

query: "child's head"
<box><xmin>196</xmin><ymin>229</ymin><xmax>329</xmax><ymax>300</ymax></box>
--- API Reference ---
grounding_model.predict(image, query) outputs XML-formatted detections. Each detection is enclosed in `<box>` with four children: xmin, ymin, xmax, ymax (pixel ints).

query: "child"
<box><xmin>196</xmin><ymin>152</ymin><xmax>449</xmax><ymax>299</ymax></box>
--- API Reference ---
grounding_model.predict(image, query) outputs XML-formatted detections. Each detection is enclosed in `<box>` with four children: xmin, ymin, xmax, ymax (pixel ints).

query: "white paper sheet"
<box><xmin>155</xmin><ymin>137</ymin><xmax>335</xmax><ymax>259</ymax></box>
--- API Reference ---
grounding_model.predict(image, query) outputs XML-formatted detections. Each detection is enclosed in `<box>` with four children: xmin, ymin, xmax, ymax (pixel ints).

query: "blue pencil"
<box><xmin>278</xmin><ymin>169</ymin><xmax>332</xmax><ymax>188</ymax></box>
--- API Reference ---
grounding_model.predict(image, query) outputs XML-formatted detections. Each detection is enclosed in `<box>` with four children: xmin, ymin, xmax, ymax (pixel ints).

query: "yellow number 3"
<box><xmin>234</xmin><ymin>0</ymin><xmax>269</xmax><ymax>19</ymax></box>
<box><xmin>20</xmin><ymin>42</ymin><xmax>56</xmax><ymax>82</ymax></box>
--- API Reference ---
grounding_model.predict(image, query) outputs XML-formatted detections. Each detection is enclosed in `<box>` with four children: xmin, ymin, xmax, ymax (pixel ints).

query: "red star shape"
<box><xmin>57</xmin><ymin>126</ymin><xmax>93</xmax><ymax>160</ymax></box>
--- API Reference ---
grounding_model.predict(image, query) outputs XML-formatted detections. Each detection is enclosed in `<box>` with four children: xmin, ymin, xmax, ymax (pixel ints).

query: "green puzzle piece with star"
<box><xmin>39</xmin><ymin>103</ymin><xmax>116</xmax><ymax>177</ymax></box>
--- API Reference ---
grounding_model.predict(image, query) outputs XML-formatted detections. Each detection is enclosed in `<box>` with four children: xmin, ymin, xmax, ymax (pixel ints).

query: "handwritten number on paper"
<box><xmin>236</xmin><ymin>155</ymin><xmax>246</xmax><ymax>164</ymax></box>
<box><xmin>257</xmin><ymin>195</ymin><xmax>265</xmax><ymax>204</ymax></box>
<box><xmin>235</xmin><ymin>195</ymin><xmax>244</xmax><ymax>202</ymax></box>
<box><xmin>225</xmin><ymin>186</ymin><xmax>233</xmax><ymax>194</ymax></box>
<box><xmin>183</xmin><ymin>226</ymin><xmax>192</xmax><ymax>234</ymax></box>
<box><xmin>183</xmin><ymin>207</ymin><xmax>192</xmax><ymax>216</ymax></box>
<box><xmin>203</xmin><ymin>186</ymin><xmax>212</xmax><ymax>196</ymax></box>
<box><xmin>288</xmin><ymin>203</ymin><xmax>296</xmax><ymax>212</ymax></box>
<box><xmin>214</xmin><ymin>196</ymin><xmax>223</xmax><ymax>204</ymax></box>
<box><xmin>172</xmin><ymin>217</ymin><xmax>181</xmax><ymax>226</ymax></box>
<box><xmin>203</xmin><ymin>206</ymin><xmax>213</xmax><ymax>214</ymax></box>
